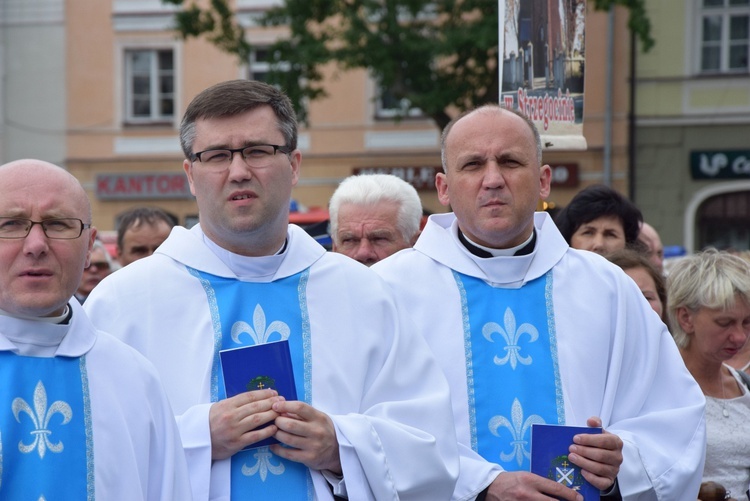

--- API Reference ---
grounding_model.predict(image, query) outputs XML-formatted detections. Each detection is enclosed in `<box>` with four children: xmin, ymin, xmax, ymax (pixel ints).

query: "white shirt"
<box><xmin>703</xmin><ymin>366</ymin><xmax>750</xmax><ymax>501</ymax></box>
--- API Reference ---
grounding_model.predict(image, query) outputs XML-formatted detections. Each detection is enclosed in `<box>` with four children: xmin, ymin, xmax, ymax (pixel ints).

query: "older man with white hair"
<box><xmin>329</xmin><ymin>173</ymin><xmax>422</xmax><ymax>265</ymax></box>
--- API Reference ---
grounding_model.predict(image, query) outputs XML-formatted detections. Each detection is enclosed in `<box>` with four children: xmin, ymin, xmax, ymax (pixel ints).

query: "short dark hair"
<box><xmin>116</xmin><ymin>207</ymin><xmax>176</xmax><ymax>250</ymax></box>
<box><xmin>179</xmin><ymin>79</ymin><xmax>298</xmax><ymax>159</ymax></box>
<box><xmin>555</xmin><ymin>184</ymin><xmax>643</xmax><ymax>244</ymax></box>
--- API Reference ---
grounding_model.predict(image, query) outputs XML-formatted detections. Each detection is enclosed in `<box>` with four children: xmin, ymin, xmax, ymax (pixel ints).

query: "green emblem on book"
<box><xmin>247</xmin><ymin>375</ymin><xmax>276</xmax><ymax>391</ymax></box>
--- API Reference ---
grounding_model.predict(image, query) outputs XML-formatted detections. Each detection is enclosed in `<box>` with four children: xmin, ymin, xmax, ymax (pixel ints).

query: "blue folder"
<box><xmin>531</xmin><ymin>423</ymin><xmax>601</xmax><ymax>500</ymax></box>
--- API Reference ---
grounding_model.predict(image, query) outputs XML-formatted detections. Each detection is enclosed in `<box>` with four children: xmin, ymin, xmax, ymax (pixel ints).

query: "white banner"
<box><xmin>499</xmin><ymin>0</ymin><xmax>587</xmax><ymax>150</ymax></box>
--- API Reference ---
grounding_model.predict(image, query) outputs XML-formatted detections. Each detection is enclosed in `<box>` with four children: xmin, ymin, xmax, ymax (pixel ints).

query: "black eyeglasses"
<box><xmin>190</xmin><ymin>144</ymin><xmax>291</xmax><ymax>171</ymax></box>
<box><xmin>0</xmin><ymin>217</ymin><xmax>91</xmax><ymax>240</ymax></box>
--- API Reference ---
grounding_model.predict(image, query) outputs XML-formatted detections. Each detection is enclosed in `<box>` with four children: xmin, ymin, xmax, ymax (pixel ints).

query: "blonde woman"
<box><xmin>668</xmin><ymin>249</ymin><xmax>750</xmax><ymax>501</ymax></box>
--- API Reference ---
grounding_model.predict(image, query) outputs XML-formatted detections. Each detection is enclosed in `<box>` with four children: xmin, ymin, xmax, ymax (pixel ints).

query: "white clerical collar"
<box><xmin>0</xmin><ymin>304</ymin><xmax>70</xmax><ymax>324</ymax></box>
<box><xmin>201</xmin><ymin>231</ymin><xmax>288</xmax><ymax>280</ymax></box>
<box><xmin>463</xmin><ymin>232</ymin><xmax>534</xmax><ymax>257</ymax></box>
<box><xmin>0</xmin><ymin>305</ymin><xmax>73</xmax><ymax>357</ymax></box>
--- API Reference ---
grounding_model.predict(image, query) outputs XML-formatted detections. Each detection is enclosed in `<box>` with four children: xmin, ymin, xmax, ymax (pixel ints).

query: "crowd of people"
<box><xmin>1</xmin><ymin>78</ymin><xmax>747</xmax><ymax>500</ymax></box>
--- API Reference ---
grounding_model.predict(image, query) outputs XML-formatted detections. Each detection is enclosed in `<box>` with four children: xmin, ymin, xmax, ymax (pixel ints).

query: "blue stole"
<box><xmin>0</xmin><ymin>352</ymin><xmax>93</xmax><ymax>500</ymax></box>
<box><xmin>453</xmin><ymin>270</ymin><xmax>563</xmax><ymax>472</ymax></box>
<box><xmin>189</xmin><ymin>267</ymin><xmax>313</xmax><ymax>500</ymax></box>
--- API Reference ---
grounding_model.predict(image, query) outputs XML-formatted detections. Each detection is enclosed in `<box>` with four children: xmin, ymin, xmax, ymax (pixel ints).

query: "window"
<box><xmin>248</xmin><ymin>47</ymin><xmax>289</xmax><ymax>83</ymax></box>
<box><xmin>124</xmin><ymin>49</ymin><xmax>174</xmax><ymax>123</ymax></box>
<box><xmin>698</xmin><ymin>190</ymin><xmax>750</xmax><ymax>249</ymax></box>
<box><xmin>699</xmin><ymin>0</ymin><xmax>750</xmax><ymax>73</ymax></box>
<box><xmin>375</xmin><ymin>83</ymin><xmax>423</xmax><ymax>119</ymax></box>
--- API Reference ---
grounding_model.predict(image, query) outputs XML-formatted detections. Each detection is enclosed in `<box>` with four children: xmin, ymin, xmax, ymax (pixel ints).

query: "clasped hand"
<box><xmin>209</xmin><ymin>391</ymin><xmax>342</xmax><ymax>474</ymax></box>
<box><xmin>487</xmin><ymin>416</ymin><xmax>622</xmax><ymax>501</ymax></box>
<box><xmin>270</xmin><ymin>400</ymin><xmax>342</xmax><ymax>474</ymax></box>
<box><xmin>209</xmin><ymin>389</ymin><xmax>283</xmax><ymax>460</ymax></box>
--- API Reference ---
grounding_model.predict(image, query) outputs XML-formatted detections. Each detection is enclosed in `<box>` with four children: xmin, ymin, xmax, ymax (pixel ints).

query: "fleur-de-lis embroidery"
<box><xmin>241</xmin><ymin>446</ymin><xmax>285</xmax><ymax>481</ymax></box>
<box><xmin>482</xmin><ymin>307</ymin><xmax>539</xmax><ymax>369</ymax></box>
<box><xmin>12</xmin><ymin>381</ymin><xmax>73</xmax><ymax>459</ymax></box>
<box><xmin>488</xmin><ymin>398</ymin><xmax>545</xmax><ymax>467</ymax></box>
<box><xmin>231</xmin><ymin>304</ymin><xmax>290</xmax><ymax>345</ymax></box>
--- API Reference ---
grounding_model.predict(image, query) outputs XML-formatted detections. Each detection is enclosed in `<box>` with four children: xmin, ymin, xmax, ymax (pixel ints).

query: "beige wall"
<box><xmin>634</xmin><ymin>0</ymin><xmax>750</xmax><ymax>251</ymax></box>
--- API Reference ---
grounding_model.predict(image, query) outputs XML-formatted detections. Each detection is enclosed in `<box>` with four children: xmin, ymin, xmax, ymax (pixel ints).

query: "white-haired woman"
<box><xmin>668</xmin><ymin>249</ymin><xmax>750</xmax><ymax>501</ymax></box>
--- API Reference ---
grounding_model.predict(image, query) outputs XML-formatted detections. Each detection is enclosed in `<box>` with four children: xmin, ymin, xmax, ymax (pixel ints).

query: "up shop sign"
<box><xmin>690</xmin><ymin>150</ymin><xmax>750</xmax><ymax>180</ymax></box>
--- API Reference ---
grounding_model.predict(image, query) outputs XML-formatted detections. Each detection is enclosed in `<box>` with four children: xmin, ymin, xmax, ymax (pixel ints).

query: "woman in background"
<box><xmin>608</xmin><ymin>248</ymin><xmax>667</xmax><ymax>325</ymax></box>
<box><xmin>668</xmin><ymin>249</ymin><xmax>750</xmax><ymax>501</ymax></box>
<box><xmin>554</xmin><ymin>184</ymin><xmax>642</xmax><ymax>257</ymax></box>
<box><xmin>727</xmin><ymin>250</ymin><xmax>750</xmax><ymax>377</ymax></box>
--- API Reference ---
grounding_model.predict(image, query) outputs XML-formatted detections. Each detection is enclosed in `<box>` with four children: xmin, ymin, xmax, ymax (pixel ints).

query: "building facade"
<box><xmin>0</xmin><ymin>0</ymin><xmax>67</xmax><ymax>165</ymax></box>
<box><xmin>635</xmin><ymin>0</ymin><xmax>750</xmax><ymax>253</ymax></box>
<box><xmin>2</xmin><ymin>0</ymin><xmax>634</xmax><ymax>235</ymax></box>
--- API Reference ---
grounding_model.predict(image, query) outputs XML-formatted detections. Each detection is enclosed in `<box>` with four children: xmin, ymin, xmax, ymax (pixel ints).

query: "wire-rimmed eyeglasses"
<box><xmin>0</xmin><ymin>218</ymin><xmax>91</xmax><ymax>240</ymax></box>
<box><xmin>190</xmin><ymin>144</ymin><xmax>291</xmax><ymax>171</ymax></box>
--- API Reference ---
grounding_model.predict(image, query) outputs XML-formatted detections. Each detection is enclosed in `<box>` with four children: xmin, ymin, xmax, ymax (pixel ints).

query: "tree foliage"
<box><xmin>595</xmin><ymin>0</ymin><xmax>654</xmax><ymax>52</ymax></box>
<box><xmin>163</xmin><ymin>0</ymin><xmax>252</xmax><ymax>59</ymax></box>
<box><xmin>164</xmin><ymin>0</ymin><xmax>653</xmax><ymax>128</ymax></box>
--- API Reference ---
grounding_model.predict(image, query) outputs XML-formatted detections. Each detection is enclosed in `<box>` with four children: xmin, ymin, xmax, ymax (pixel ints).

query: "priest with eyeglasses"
<box><xmin>0</xmin><ymin>158</ymin><xmax>192</xmax><ymax>499</ymax></box>
<box><xmin>84</xmin><ymin>79</ymin><xmax>459</xmax><ymax>500</ymax></box>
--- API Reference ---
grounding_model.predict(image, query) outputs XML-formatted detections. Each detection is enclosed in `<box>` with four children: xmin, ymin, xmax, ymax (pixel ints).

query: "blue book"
<box><xmin>219</xmin><ymin>340</ymin><xmax>297</xmax><ymax>449</ymax></box>
<box><xmin>530</xmin><ymin>424</ymin><xmax>601</xmax><ymax>500</ymax></box>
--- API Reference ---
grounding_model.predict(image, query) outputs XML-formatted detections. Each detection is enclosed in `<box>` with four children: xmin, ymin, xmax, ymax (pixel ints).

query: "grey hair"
<box><xmin>179</xmin><ymin>79</ymin><xmax>298</xmax><ymax>159</ymax></box>
<box><xmin>91</xmin><ymin>239</ymin><xmax>114</xmax><ymax>268</ymax></box>
<box><xmin>440</xmin><ymin>105</ymin><xmax>543</xmax><ymax>171</ymax></box>
<box><xmin>328</xmin><ymin>174</ymin><xmax>422</xmax><ymax>245</ymax></box>
<box><xmin>667</xmin><ymin>249</ymin><xmax>750</xmax><ymax>348</ymax></box>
